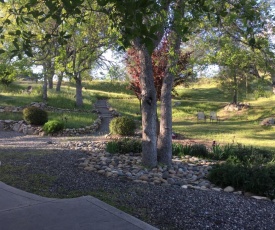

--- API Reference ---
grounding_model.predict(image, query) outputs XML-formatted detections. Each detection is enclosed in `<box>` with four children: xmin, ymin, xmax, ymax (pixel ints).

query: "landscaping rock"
<box><xmin>224</xmin><ymin>186</ymin><xmax>235</xmax><ymax>192</ymax></box>
<box><xmin>260</xmin><ymin>117</ymin><xmax>275</xmax><ymax>126</ymax></box>
<box><xmin>251</xmin><ymin>196</ymin><xmax>271</xmax><ymax>201</ymax></box>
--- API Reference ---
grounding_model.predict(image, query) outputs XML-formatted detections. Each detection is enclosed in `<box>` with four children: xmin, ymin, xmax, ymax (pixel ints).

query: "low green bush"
<box><xmin>208</xmin><ymin>162</ymin><xmax>275</xmax><ymax>199</ymax></box>
<box><xmin>43</xmin><ymin>120</ymin><xmax>64</xmax><ymax>134</ymax></box>
<box><xmin>109</xmin><ymin>116</ymin><xmax>136</xmax><ymax>136</ymax></box>
<box><xmin>106</xmin><ymin>138</ymin><xmax>142</xmax><ymax>154</ymax></box>
<box><xmin>189</xmin><ymin>144</ymin><xmax>209</xmax><ymax>158</ymax></box>
<box><xmin>23</xmin><ymin>106</ymin><xmax>48</xmax><ymax>125</ymax></box>
<box><xmin>172</xmin><ymin>143</ymin><xmax>192</xmax><ymax>157</ymax></box>
<box><xmin>225</xmin><ymin>144</ymin><xmax>274</xmax><ymax>166</ymax></box>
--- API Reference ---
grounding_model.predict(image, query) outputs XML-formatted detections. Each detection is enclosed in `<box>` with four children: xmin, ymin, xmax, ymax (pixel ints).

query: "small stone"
<box><xmin>167</xmin><ymin>178</ymin><xmax>175</xmax><ymax>184</ymax></box>
<box><xmin>169</xmin><ymin>169</ymin><xmax>176</xmax><ymax>174</ymax></box>
<box><xmin>272</xmin><ymin>199</ymin><xmax>275</xmax><ymax>203</ymax></box>
<box><xmin>139</xmin><ymin>175</ymin><xmax>149</xmax><ymax>181</ymax></box>
<box><xmin>251</xmin><ymin>196</ymin><xmax>271</xmax><ymax>201</ymax></box>
<box><xmin>105</xmin><ymin>172</ymin><xmax>113</xmax><ymax>177</ymax></box>
<box><xmin>98</xmin><ymin>170</ymin><xmax>105</xmax><ymax>174</ymax></box>
<box><xmin>153</xmin><ymin>180</ymin><xmax>161</xmax><ymax>184</ymax></box>
<box><xmin>190</xmin><ymin>175</ymin><xmax>198</xmax><ymax>181</ymax></box>
<box><xmin>224</xmin><ymin>186</ymin><xmax>234</xmax><ymax>192</ymax></box>
<box><xmin>162</xmin><ymin>171</ymin><xmax>170</xmax><ymax>179</ymax></box>
<box><xmin>233</xmin><ymin>191</ymin><xmax>242</xmax><ymax>195</ymax></box>
<box><xmin>200</xmin><ymin>186</ymin><xmax>208</xmax><ymax>190</ymax></box>
<box><xmin>125</xmin><ymin>172</ymin><xmax>132</xmax><ymax>177</ymax></box>
<box><xmin>212</xmin><ymin>188</ymin><xmax>222</xmax><ymax>192</ymax></box>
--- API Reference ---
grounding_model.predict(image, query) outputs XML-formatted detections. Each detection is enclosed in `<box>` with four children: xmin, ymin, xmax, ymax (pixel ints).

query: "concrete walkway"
<box><xmin>0</xmin><ymin>182</ymin><xmax>158</xmax><ymax>230</ymax></box>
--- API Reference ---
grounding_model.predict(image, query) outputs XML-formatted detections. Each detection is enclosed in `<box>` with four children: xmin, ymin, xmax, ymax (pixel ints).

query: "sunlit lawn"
<box><xmin>1</xmin><ymin>79</ymin><xmax>275</xmax><ymax>150</ymax></box>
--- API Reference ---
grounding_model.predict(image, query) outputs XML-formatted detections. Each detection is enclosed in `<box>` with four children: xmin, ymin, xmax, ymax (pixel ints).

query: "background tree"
<box><xmin>127</xmin><ymin>38</ymin><xmax>193</xmax><ymax>112</ymax></box>
<box><xmin>0</xmin><ymin>0</ymin><xmax>273</xmax><ymax>167</ymax></box>
<box><xmin>0</xmin><ymin>63</ymin><xmax>17</xmax><ymax>86</ymax></box>
<box><xmin>63</xmin><ymin>8</ymin><xmax>115</xmax><ymax>107</ymax></box>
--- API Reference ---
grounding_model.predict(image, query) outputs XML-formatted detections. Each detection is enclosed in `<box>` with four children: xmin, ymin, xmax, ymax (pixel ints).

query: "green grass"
<box><xmin>1</xmin><ymin>78</ymin><xmax>275</xmax><ymax>150</ymax></box>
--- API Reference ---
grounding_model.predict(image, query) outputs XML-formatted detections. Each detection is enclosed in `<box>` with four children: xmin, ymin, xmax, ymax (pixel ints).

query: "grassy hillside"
<box><xmin>1</xmin><ymin>79</ymin><xmax>275</xmax><ymax>150</ymax></box>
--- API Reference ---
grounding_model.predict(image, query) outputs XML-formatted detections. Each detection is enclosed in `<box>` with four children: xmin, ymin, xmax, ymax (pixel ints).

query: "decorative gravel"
<box><xmin>0</xmin><ymin>132</ymin><xmax>275</xmax><ymax>229</ymax></box>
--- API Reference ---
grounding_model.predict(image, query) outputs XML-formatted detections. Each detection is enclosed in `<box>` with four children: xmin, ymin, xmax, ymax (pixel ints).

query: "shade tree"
<box><xmin>0</xmin><ymin>0</ymin><xmax>271</xmax><ymax>167</ymax></box>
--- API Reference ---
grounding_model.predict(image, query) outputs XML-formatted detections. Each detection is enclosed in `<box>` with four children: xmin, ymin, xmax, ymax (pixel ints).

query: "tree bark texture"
<box><xmin>157</xmin><ymin>32</ymin><xmax>181</xmax><ymax>166</ymax></box>
<box><xmin>75</xmin><ymin>75</ymin><xmax>83</xmax><ymax>107</ymax></box>
<box><xmin>42</xmin><ymin>64</ymin><xmax>48</xmax><ymax>102</ymax></box>
<box><xmin>56</xmin><ymin>72</ymin><xmax>64</xmax><ymax>92</ymax></box>
<box><xmin>134</xmin><ymin>40</ymin><xmax>158</xmax><ymax>168</ymax></box>
<box><xmin>233</xmin><ymin>71</ymin><xmax>237</xmax><ymax>104</ymax></box>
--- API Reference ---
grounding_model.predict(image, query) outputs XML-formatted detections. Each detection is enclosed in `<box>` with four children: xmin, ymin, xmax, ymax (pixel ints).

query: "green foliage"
<box><xmin>226</xmin><ymin>144</ymin><xmax>275</xmax><ymax>166</ymax></box>
<box><xmin>43</xmin><ymin>120</ymin><xmax>64</xmax><ymax>134</ymax></box>
<box><xmin>209</xmin><ymin>143</ymin><xmax>236</xmax><ymax>160</ymax></box>
<box><xmin>208</xmin><ymin>162</ymin><xmax>275</xmax><ymax>199</ymax></box>
<box><xmin>208</xmin><ymin>144</ymin><xmax>275</xmax><ymax>198</ymax></box>
<box><xmin>189</xmin><ymin>144</ymin><xmax>209</xmax><ymax>158</ymax></box>
<box><xmin>23</xmin><ymin>106</ymin><xmax>48</xmax><ymax>125</ymax></box>
<box><xmin>253</xmin><ymin>79</ymin><xmax>273</xmax><ymax>100</ymax></box>
<box><xmin>106</xmin><ymin>138</ymin><xmax>142</xmax><ymax>154</ymax></box>
<box><xmin>172</xmin><ymin>143</ymin><xmax>192</xmax><ymax>157</ymax></box>
<box><xmin>109</xmin><ymin>116</ymin><xmax>136</xmax><ymax>136</ymax></box>
<box><xmin>0</xmin><ymin>63</ymin><xmax>17</xmax><ymax>86</ymax></box>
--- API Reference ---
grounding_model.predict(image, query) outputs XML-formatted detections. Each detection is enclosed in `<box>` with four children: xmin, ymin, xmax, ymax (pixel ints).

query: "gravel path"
<box><xmin>0</xmin><ymin>131</ymin><xmax>275</xmax><ymax>230</ymax></box>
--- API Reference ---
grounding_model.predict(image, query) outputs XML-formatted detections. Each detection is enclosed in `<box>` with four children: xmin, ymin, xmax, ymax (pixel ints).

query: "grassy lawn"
<box><xmin>1</xmin><ymin>79</ymin><xmax>275</xmax><ymax>149</ymax></box>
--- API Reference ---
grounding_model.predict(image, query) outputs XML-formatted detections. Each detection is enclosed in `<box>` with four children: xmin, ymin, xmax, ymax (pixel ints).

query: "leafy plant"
<box><xmin>109</xmin><ymin>116</ymin><xmax>136</xmax><ymax>136</ymax></box>
<box><xmin>208</xmin><ymin>162</ymin><xmax>275</xmax><ymax>199</ymax></box>
<box><xmin>189</xmin><ymin>144</ymin><xmax>209</xmax><ymax>158</ymax></box>
<box><xmin>43</xmin><ymin>120</ymin><xmax>64</xmax><ymax>134</ymax></box>
<box><xmin>0</xmin><ymin>63</ymin><xmax>17</xmax><ymax>86</ymax></box>
<box><xmin>172</xmin><ymin>143</ymin><xmax>192</xmax><ymax>157</ymax></box>
<box><xmin>23</xmin><ymin>106</ymin><xmax>48</xmax><ymax>125</ymax></box>
<box><xmin>106</xmin><ymin>138</ymin><xmax>142</xmax><ymax>154</ymax></box>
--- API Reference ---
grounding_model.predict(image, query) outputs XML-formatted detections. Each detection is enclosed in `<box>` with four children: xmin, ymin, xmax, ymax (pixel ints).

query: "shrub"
<box><xmin>106</xmin><ymin>138</ymin><xmax>142</xmax><ymax>154</ymax></box>
<box><xmin>209</xmin><ymin>143</ymin><xmax>236</xmax><ymax>160</ymax></box>
<box><xmin>0</xmin><ymin>63</ymin><xmax>17</xmax><ymax>86</ymax></box>
<box><xmin>172</xmin><ymin>143</ymin><xmax>192</xmax><ymax>157</ymax></box>
<box><xmin>189</xmin><ymin>144</ymin><xmax>209</xmax><ymax>158</ymax></box>
<box><xmin>109</xmin><ymin>116</ymin><xmax>136</xmax><ymax>136</ymax></box>
<box><xmin>208</xmin><ymin>162</ymin><xmax>275</xmax><ymax>199</ymax></box>
<box><xmin>23</xmin><ymin>106</ymin><xmax>48</xmax><ymax>125</ymax></box>
<box><xmin>226</xmin><ymin>144</ymin><xmax>274</xmax><ymax>166</ymax></box>
<box><xmin>43</xmin><ymin>120</ymin><xmax>64</xmax><ymax>134</ymax></box>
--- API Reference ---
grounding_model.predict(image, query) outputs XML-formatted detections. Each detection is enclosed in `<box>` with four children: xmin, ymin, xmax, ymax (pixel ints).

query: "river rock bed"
<box><xmin>60</xmin><ymin>141</ymin><xmax>226</xmax><ymax>191</ymax></box>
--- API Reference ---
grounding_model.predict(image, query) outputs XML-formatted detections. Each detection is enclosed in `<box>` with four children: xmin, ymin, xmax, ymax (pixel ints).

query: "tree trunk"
<box><xmin>48</xmin><ymin>75</ymin><xmax>54</xmax><ymax>89</ymax></box>
<box><xmin>56</xmin><ymin>72</ymin><xmax>64</xmax><ymax>92</ymax></box>
<box><xmin>47</xmin><ymin>59</ymin><xmax>54</xmax><ymax>89</ymax></box>
<box><xmin>42</xmin><ymin>74</ymin><xmax>48</xmax><ymax>102</ymax></box>
<box><xmin>233</xmin><ymin>72</ymin><xmax>237</xmax><ymax>104</ymax></box>
<box><xmin>75</xmin><ymin>74</ymin><xmax>83</xmax><ymax>107</ymax></box>
<box><xmin>157</xmin><ymin>32</ymin><xmax>181</xmax><ymax>166</ymax></box>
<box><xmin>271</xmin><ymin>72</ymin><xmax>275</xmax><ymax>94</ymax></box>
<box><xmin>134</xmin><ymin>40</ymin><xmax>158</xmax><ymax>168</ymax></box>
<box><xmin>42</xmin><ymin>64</ymin><xmax>48</xmax><ymax>102</ymax></box>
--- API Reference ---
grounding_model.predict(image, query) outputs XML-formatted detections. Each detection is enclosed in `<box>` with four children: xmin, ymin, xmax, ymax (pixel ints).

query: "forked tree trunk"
<box><xmin>75</xmin><ymin>74</ymin><xmax>83</xmax><ymax>107</ymax></box>
<box><xmin>134</xmin><ymin>40</ymin><xmax>158</xmax><ymax>168</ymax></box>
<box><xmin>157</xmin><ymin>32</ymin><xmax>181</xmax><ymax>166</ymax></box>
